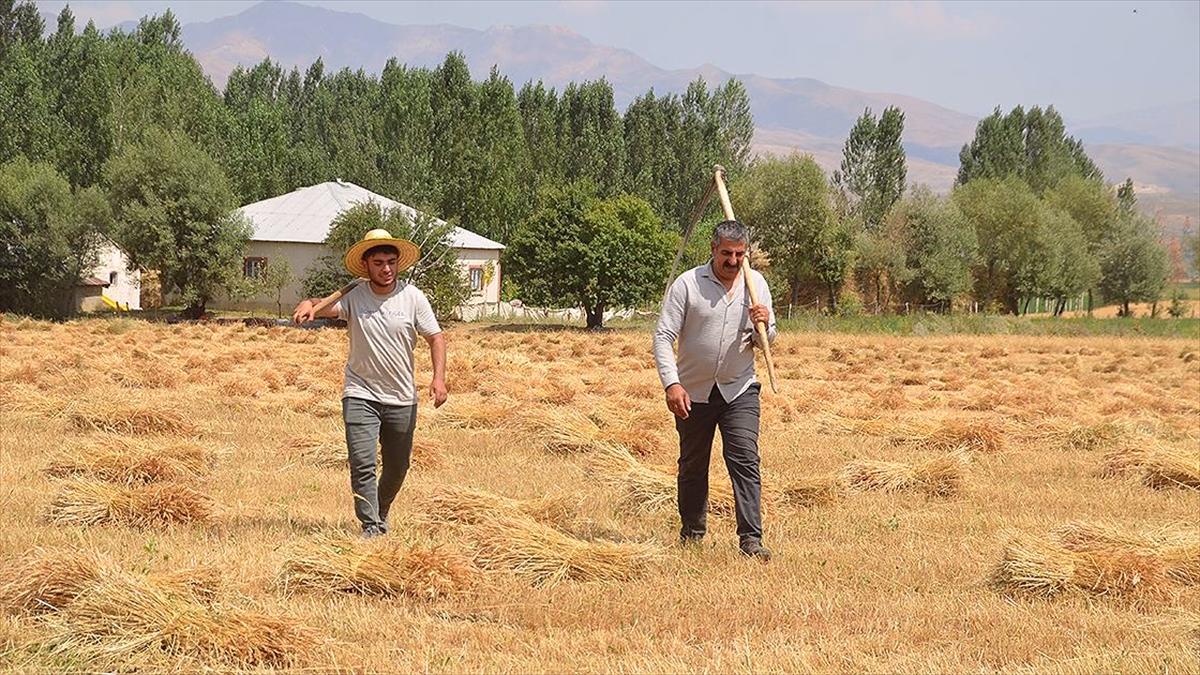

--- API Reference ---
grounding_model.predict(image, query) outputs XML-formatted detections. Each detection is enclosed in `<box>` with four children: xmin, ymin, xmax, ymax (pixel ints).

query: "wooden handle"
<box><xmin>713</xmin><ymin>166</ymin><xmax>779</xmax><ymax>394</ymax></box>
<box><xmin>305</xmin><ymin>279</ymin><xmax>362</xmax><ymax>321</ymax></box>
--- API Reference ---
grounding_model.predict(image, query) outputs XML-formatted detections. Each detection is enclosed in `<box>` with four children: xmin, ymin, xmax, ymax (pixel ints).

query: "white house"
<box><xmin>73</xmin><ymin>237</ymin><xmax>141</xmax><ymax>313</ymax></box>
<box><xmin>223</xmin><ymin>181</ymin><xmax>504</xmax><ymax>314</ymax></box>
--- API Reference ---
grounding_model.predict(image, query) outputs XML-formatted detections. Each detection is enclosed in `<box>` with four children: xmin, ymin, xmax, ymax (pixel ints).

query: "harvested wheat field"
<box><xmin>1</xmin><ymin>315</ymin><xmax>1198</xmax><ymax>672</ymax></box>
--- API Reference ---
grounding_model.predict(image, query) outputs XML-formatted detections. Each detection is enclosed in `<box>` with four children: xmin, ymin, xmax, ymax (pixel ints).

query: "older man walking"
<box><xmin>653</xmin><ymin>220</ymin><xmax>776</xmax><ymax>560</ymax></box>
<box><xmin>292</xmin><ymin>228</ymin><xmax>447</xmax><ymax>538</ymax></box>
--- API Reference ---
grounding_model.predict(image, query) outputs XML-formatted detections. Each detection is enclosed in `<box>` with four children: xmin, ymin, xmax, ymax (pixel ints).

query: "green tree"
<box><xmin>0</xmin><ymin>158</ymin><xmax>104</xmax><ymax>316</ymax></box>
<box><xmin>103</xmin><ymin>128</ymin><xmax>250</xmax><ymax>319</ymax></box>
<box><xmin>957</xmin><ymin>105</ymin><xmax>1100</xmax><ymax>194</ymax></box>
<box><xmin>466</xmin><ymin>66</ymin><xmax>533</xmax><ymax>243</ymax></box>
<box><xmin>431</xmin><ymin>52</ymin><xmax>481</xmax><ymax>225</ymax></box>
<box><xmin>517</xmin><ymin>80</ymin><xmax>564</xmax><ymax>193</ymax></box>
<box><xmin>1098</xmin><ymin>213</ymin><xmax>1169</xmax><ymax>317</ymax></box>
<box><xmin>834</xmin><ymin>106</ymin><xmax>907</xmax><ymax>231</ymax></box>
<box><xmin>1116</xmin><ymin>177</ymin><xmax>1137</xmax><ymax>217</ymax></box>
<box><xmin>739</xmin><ymin>154</ymin><xmax>850</xmax><ymax>312</ymax></box>
<box><xmin>0</xmin><ymin>40</ymin><xmax>51</xmax><ymax>164</ymax></box>
<box><xmin>43</xmin><ymin>11</ymin><xmax>116</xmax><ymax>187</ymax></box>
<box><xmin>379</xmin><ymin>60</ymin><xmax>435</xmax><ymax>207</ymax></box>
<box><xmin>258</xmin><ymin>257</ymin><xmax>292</xmax><ymax>318</ymax></box>
<box><xmin>302</xmin><ymin>201</ymin><xmax>469</xmax><ymax>319</ymax></box>
<box><xmin>954</xmin><ymin>176</ymin><xmax>1044</xmax><ymax>313</ymax></box>
<box><xmin>893</xmin><ymin>188</ymin><xmax>977</xmax><ymax>312</ymax></box>
<box><xmin>506</xmin><ymin>184</ymin><xmax>675</xmax><ymax>328</ymax></box>
<box><xmin>558</xmin><ymin>79</ymin><xmax>626</xmax><ymax>196</ymax></box>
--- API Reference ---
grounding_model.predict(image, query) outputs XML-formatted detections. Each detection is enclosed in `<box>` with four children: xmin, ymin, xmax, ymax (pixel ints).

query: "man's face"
<box><xmin>711</xmin><ymin>237</ymin><xmax>746</xmax><ymax>283</ymax></box>
<box><xmin>365</xmin><ymin>251</ymin><xmax>400</xmax><ymax>287</ymax></box>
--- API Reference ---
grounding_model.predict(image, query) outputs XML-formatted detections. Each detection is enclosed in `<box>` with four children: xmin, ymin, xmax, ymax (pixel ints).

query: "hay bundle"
<box><xmin>0</xmin><ymin>383</ymin><xmax>63</xmax><ymax>417</ymax></box>
<box><xmin>837</xmin><ymin>453</ymin><xmax>965</xmax><ymax>496</ymax></box>
<box><xmin>47</xmin><ymin>575</ymin><xmax>315</xmax><ymax>669</ymax></box>
<box><xmin>432</xmin><ymin>396</ymin><xmax>522</xmax><ymax>430</ymax></box>
<box><xmin>279</xmin><ymin>535</ymin><xmax>474</xmax><ymax>600</ymax></box>
<box><xmin>466</xmin><ymin>514</ymin><xmax>664</xmax><ymax>585</ymax></box>
<box><xmin>44</xmin><ymin>436</ymin><xmax>210</xmax><ymax>484</ymax></box>
<box><xmin>1050</xmin><ymin>522</ymin><xmax>1200</xmax><ymax>586</ymax></box>
<box><xmin>525</xmin><ymin>408</ymin><xmax>603</xmax><ymax>453</ymax></box>
<box><xmin>1100</xmin><ymin>445</ymin><xmax>1200</xmax><ymax>490</ymax></box>
<box><xmin>778</xmin><ymin>475</ymin><xmax>843</xmax><ymax>507</ymax></box>
<box><xmin>64</xmin><ymin>398</ymin><xmax>195</xmax><ymax>436</ymax></box>
<box><xmin>1033</xmin><ymin>420</ymin><xmax>1128</xmax><ymax>452</ymax></box>
<box><xmin>990</xmin><ymin>536</ymin><xmax>1166</xmax><ymax>597</ymax></box>
<box><xmin>290</xmin><ymin>435</ymin><xmax>346</xmax><ymax>468</ymax></box>
<box><xmin>591</xmin><ymin>444</ymin><xmax>735</xmax><ymax>515</ymax></box>
<box><xmin>0</xmin><ymin>549</ymin><xmax>102</xmax><ymax>614</ymax></box>
<box><xmin>48</xmin><ymin>480</ymin><xmax>215</xmax><ymax>528</ymax></box>
<box><xmin>1140</xmin><ymin>449</ymin><xmax>1200</xmax><ymax>490</ymax></box>
<box><xmin>421</xmin><ymin>485</ymin><xmax>576</xmax><ymax>530</ymax></box>
<box><xmin>898</xmin><ymin>419</ymin><xmax>1003</xmax><ymax>454</ymax></box>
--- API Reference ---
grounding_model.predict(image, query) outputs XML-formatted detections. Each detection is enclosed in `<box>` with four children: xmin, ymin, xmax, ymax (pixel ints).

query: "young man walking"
<box><xmin>652</xmin><ymin>220</ymin><xmax>776</xmax><ymax>560</ymax></box>
<box><xmin>292</xmin><ymin>228</ymin><xmax>447</xmax><ymax>538</ymax></box>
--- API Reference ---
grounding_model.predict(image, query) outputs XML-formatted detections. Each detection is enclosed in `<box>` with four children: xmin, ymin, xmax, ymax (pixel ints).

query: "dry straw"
<box><xmin>1101</xmin><ymin>445</ymin><xmax>1200</xmax><ymax>490</ymax></box>
<box><xmin>524</xmin><ymin>408</ymin><xmax>603</xmax><ymax>453</ymax></box>
<box><xmin>777</xmin><ymin>475</ymin><xmax>843</xmax><ymax>507</ymax></box>
<box><xmin>421</xmin><ymin>485</ymin><xmax>577</xmax><ymax>530</ymax></box>
<box><xmin>591</xmin><ymin>443</ymin><xmax>735</xmax><ymax>514</ymax></box>
<box><xmin>837</xmin><ymin>452</ymin><xmax>966</xmax><ymax>496</ymax></box>
<box><xmin>48</xmin><ymin>480</ymin><xmax>215</xmax><ymax>528</ymax></box>
<box><xmin>63</xmin><ymin>397</ymin><xmax>196</xmax><ymax>436</ymax></box>
<box><xmin>46</xmin><ymin>575</ymin><xmax>315</xmax><ymax>669</ymax></box>
<box><xmin>466</xmin><ymin>513</ymin><xmax>664</xmax><ymax>585</ymax></box>
<box><xmin>897</xmin><ymin>419</ymin><xmax>1004</xmax><ymax>454</ymax></box>
<box><xmin>0</xmin><ymin>548</ymin><xmax>103</xmax><ymax>615</ymax></box>
<box><xmin>44</xmin><ymin>436</ymin><xmax>210</xmax><ymax>484</ymax></box>
<box><xmin>991</xmin><ymin>522</ymin><xmax>1200</xmax><ymax>598</ymax></box>
<box><xmin>279</xmin><ymin>535</ymin><xmax>475</xmax><ymax>600</ymax></box>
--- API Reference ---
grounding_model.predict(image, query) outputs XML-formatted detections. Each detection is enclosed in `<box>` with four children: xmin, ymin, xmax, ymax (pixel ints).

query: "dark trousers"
<box><xmin>675</xmin><ymin>383</ymin><xmax>763</xmax><ymax>544</ymax></box>
<box><xmin>343</xmin><ymin>397</ymin><xmax>416</xmax><ymax>532</ymax></box>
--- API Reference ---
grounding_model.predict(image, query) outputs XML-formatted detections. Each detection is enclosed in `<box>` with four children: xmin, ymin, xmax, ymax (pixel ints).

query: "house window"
<box><xmin>469</xmin><ymin>267</ymin><xmax>484</xmax><ymax>293</ymax></box>
<box><xmin>243</xmin><ymin>257</ymin><xmax>267</xmax><ymax>279</ymax></box>
<box><xmin>109</xmin><ymin>271</ymin><xmax>118</xmax><ymax>286</ymax></box>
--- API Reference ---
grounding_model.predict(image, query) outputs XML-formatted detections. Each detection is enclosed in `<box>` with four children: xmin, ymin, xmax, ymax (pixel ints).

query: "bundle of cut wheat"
<box><xmin>48</xmin><ymin>480</ymin><xmax>215</xmax><ymax>528</ymax></box>
<box><xmin>1140</xmin><ymin>449</ymin><xmax>1200</xmax><ymax>490</ymax></box>
<box><xmin>837</xmin><ymin>452</ymin><xmax>965</xmax><ymax>496</ymax></box>
<box><xmin>897</xmin><ymin>419</ymin><xmax>1003</xmax><ymax>454</ymax></box>
<box><xmin>0</xmin><ymin>549</ymin><xmax>102</xmax><ymax>614</ymax></box>
<box><xmin>63</xmin><ymin>397</ymin><xmax>195</xmax><ymax>436</ymax></box>
<box><xmin>990</xmin><ymin>535</ymin><xmax>1165</xmax><ymax>597</ymax></box>
<box><xmin>420</xmin><ymin>485</ymin><xmax>576</xmax><ymax>530</ymax></box>
<box><xmin>44</xmin><ymin>436</ymin><xmax>210</xmax><ymax>484</ymax></box>
<box><xmin>590</xmin><ymin>443</ymin><xmax>735</xmax><ymax>514</ymax></box>
<box><xmin>466</xmin><ymin>513</ymin><xmax>664</xmax><ymax>585</ymax></box>
<box><xmin>278</xmin><ymin>535</ymin><xmax>474</xmax><ymax>599</ymax></box>
<box><xmin>46</xmin><ymin>575</ymin><xmax>315</xmax><ymax>669</ymax></box>
<box><xmin>777</xmin><ymin>475</ymin><xmax>843</xmax><ymax>507</ymax></box>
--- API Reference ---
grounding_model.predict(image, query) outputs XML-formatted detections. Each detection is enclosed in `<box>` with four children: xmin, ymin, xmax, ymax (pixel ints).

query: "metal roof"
<box><xmin>239</xmin><ymin>181</ymin><xmax>505</xmax><ymax>250</ymax></box>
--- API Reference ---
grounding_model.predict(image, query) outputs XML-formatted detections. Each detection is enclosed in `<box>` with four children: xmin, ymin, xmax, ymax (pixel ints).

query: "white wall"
<box><xmin>89</xmin><ymin>242</ymin><xmax>141</xmax><ymax>310</ymax></box>
<box><xmin>456</xmin><ymin>248</ymin><xmax>502</xmax><ymax>304</ymax></box>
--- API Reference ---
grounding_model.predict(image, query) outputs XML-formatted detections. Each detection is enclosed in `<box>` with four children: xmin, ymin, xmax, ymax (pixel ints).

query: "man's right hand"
<box><xmin>292</xmin><ymin>300</ymin><xmax>316</xmax><ymax>325</ymax></box>
<box><xmin>665</xmin><ymin>383</ymin><xmax>691</xmax><ymax>420</ymax></box>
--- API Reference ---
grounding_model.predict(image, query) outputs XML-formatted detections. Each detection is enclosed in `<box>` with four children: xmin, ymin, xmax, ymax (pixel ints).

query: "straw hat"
<box><xmin>343</xmin><ymin>229</ymin><xmax>420</xmax><ymax>279</ymax></box>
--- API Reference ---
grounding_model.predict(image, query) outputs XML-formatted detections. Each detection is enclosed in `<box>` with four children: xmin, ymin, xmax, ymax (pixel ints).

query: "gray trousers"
<box><xmin>675</xmin><ymin>383</ymin><xmax>763</xmax><ymax>544</ymax></box>
<box><xmin>343</xmin><ymin>396</ymin><xmax>416</xmax><ymax>532</ymax></box>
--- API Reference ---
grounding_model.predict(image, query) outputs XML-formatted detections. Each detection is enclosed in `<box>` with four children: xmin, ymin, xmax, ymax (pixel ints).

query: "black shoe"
<box><xmin>740</xmin><ymin>540</ymin><xmax>771</xmax><ymax>561</ymax></box>
<box><xmin>361</xmin><ymin>526</ymin><xmax>385</xmax><ymax>540</ymax></box>
<box><xmin>679</xmin><ymin>534</ymin><xmax>704</xmax><ymax>548</ymax></box>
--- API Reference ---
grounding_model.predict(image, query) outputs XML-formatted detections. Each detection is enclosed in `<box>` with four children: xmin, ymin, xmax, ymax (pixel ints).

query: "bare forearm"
<box><xmin>427</xmin><ymin>333</ymin><xmax>446</xmax><ymax>382</ymax></box>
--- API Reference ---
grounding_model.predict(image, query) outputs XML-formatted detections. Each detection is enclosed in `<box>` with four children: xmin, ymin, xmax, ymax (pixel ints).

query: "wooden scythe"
<box><xmin>295</xmin><ymin>278</ymin><xmax>362</xmax><ymax>324</ymax></box>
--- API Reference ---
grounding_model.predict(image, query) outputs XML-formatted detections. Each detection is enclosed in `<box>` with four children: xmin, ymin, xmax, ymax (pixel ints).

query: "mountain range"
<box><xmin>86</xmin><ymin>1</ymin><xmax>1200</xmax><ymax>234</ymax></box>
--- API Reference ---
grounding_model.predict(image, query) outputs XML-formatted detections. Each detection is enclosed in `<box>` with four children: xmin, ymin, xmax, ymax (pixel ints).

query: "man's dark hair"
<box><xmin>712</xmin><ymin>220</ymin><xmax>749</xmax><ymax>246</ymax></box>
<box><xmin>363</xmin><ymin>244</ymin><xmax>400</xmax><ymax>260</ymax></box>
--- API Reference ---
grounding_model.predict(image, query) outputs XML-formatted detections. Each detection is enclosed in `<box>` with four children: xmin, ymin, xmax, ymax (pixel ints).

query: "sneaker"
<box><xmin>361</xmin><ymin>526</ymin><xmax>385</xmax><ymax>539</ymax></box>
<box><xmin>679</xmin><ymin>534</ymin><xmax>705</xmax><ymax>548</ymax></box>
<box><xmin>739</xmin><ymin>540</ymin><xmax>771</xmax><ymax>562</ymax></box>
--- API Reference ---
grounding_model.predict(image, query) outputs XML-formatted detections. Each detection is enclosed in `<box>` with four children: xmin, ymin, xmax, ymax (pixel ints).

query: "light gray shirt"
<box><xmin>653</xmin><ymin>262</ymin><xmax>777</xmax><ymax>404</ymax></box>
<box><xmin>335</xmin><ymin>281</ymin><xmax>441</xmax><ymax>407</ymax></box>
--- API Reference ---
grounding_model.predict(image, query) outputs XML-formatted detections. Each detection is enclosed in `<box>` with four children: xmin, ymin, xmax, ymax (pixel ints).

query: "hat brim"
<box><xmin>344</xmin><ymin>238</ymin><xmax>421</xmax><ymax>278</ymax></box>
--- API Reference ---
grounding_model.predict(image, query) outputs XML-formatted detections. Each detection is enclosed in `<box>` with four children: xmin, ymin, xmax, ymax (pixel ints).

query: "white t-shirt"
<box><xmin>334</xmin><ymin>281</ymin><xmax>441</xmax><ymax>406</ymax></box>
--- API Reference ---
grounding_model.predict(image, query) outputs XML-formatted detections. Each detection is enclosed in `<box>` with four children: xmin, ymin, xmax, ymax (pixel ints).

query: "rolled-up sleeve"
<box><xmin>653</xmin><ymin>277</ymin><xmax>687</xmax><ymax>389</ymax></box>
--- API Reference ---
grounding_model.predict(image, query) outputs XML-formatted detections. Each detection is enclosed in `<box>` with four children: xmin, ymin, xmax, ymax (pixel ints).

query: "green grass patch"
<box><xmin>775</xmin><ymin>313</ymin><xmax>1200</xmax><ymax>339</ymax></box>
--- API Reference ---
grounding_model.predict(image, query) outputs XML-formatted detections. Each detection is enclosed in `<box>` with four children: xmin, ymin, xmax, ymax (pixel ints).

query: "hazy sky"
<box><xmin>35</xmin><ymin>0</ymin><xmax>1200</xmax><ymax>120</ymax></box>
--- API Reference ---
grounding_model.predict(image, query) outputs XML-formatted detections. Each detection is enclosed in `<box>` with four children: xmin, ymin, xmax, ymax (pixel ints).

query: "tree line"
<box><xmin>1</xmin><ymin>3</ymin><xmax>1189</xmax><ymax>325</ymax></box>
<box><xmin>0</xmin><ymin>5</ymin><xmax>750</xmax><ymax>320</ymax></box>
